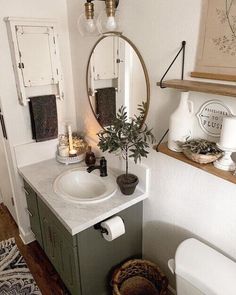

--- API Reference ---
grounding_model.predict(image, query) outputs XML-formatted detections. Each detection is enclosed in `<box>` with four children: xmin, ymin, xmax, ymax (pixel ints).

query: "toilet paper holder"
<box><xmin>94</xmin><ymin>216</ymin><xmax>126</xmax><ymax>242</ymax></box>
<box><xmin>94</xmin><ymin>223</ymin><xmax>109</xmax><ymax>235</ymax></box>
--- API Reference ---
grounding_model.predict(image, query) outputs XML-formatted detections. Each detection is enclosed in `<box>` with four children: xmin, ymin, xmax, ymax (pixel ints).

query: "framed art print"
<box><xmin>192</xmin><ymin>0</ymin><xmax>236</xmax><ymax>81</ymax></box>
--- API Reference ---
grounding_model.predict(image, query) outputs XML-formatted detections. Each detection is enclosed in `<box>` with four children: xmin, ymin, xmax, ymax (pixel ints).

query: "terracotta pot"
<box><xmin>116</xmin><ymin>174</ymin><xmax>139</xmax><ymax>195</ymax></box>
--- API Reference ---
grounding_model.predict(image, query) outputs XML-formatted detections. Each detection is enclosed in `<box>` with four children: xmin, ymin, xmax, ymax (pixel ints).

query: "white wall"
<box><xmin>68</xmin><ymin>0</ymin><xmax>236</xmax><ymax>289</ymax></box>
<box><xmin>0</xmin><ymin>0</ymin><xmax>76</xmax><ymax>242</ymax></box>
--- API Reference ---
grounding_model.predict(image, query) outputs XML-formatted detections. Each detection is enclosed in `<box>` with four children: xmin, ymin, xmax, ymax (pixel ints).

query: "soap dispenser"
<box><xmin>85</xmin><ymin>146</ymin><xmax>96</xmax><ymax>166</ymax></box>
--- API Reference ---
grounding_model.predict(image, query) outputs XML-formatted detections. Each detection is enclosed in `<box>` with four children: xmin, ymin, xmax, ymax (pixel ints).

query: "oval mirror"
<box><xmin>86</xmin><ymin>33</ymin><xmax>150</xmax><ymax>128</ymax></box>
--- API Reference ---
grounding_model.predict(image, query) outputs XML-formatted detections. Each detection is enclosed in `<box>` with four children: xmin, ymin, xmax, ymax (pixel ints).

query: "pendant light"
<box><xmin>97</xmin><ymin>0</ymin><xmax>118</xmax><ymax>34</ymax></box>
<box><xmin>78</xmin><ymin>0</ymin><xmax>120</xmax><ymax>36</ymax></box>
<box><xmin>77</xmin><ymin>0</ymin><xmax>99</xmax><ymax>37</ymax></box>
<box><xmin>97</xmin><ymin>0</ymin><xmax>119</xmax><ymax>33</ymax></box>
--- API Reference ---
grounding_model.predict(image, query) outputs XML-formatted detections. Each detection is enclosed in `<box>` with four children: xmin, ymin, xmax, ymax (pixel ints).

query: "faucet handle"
<box><xmin>100</xmin><ymin>157</ymin><xmax>107</xmax><ymax>177</ymax></box>
<box><xmin>100</xmin><ymin>156</ymin><xmax>106</xmax><ymax>164</ymax></box>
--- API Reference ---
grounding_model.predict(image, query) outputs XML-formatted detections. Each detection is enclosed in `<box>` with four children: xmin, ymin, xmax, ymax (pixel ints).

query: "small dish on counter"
<box><xmin>57</xmin><ymin>132</ymin><xmax>87</xmax><ymax>164</ymax></box>
<box><xmin>56</xmin><ymin>152</ymin><xmax>85</xmax><ymax>165</ymax></box>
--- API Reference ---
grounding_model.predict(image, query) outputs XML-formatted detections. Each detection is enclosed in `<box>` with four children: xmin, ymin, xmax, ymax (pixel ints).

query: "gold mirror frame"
<box><xmin>86</xmin><ymin>32</ymin><xmax>150</xmax><ymax>129</ymax></box>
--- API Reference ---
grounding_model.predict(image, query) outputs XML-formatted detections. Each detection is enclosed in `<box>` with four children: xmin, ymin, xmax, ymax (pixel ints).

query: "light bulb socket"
<box><xmin>105</xmin><ymin>0</ymin><xmax>116</xmax><ymax>17</ymax></box>
<box><xmin>85</xmin><ymin>1</ymin><xmax>94</xmax><ymax>19</ymax></box>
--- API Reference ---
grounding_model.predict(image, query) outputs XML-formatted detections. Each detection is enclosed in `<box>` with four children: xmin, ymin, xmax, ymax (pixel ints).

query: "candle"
<box><xmin>67</xmin><ymin>125</ymin><xmax>73</xmax><ymax>151</ymax></box>
<box><xmin>219</xmin><ymin>116</ymin><xmax>236</xmax><ymax>150</ymax></box>
<box><xmin>69</xmin><ymin>149</ymin><xmax>78</xmax><ymax>157</ymax></box>
<box><xmin>58</xmin><ymin>146</ymin><xmax>69</xmax><ymax>157</ymax></box>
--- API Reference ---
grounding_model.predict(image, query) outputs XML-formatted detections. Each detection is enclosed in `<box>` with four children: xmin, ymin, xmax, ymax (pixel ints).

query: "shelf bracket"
<box><xmin>159</xmin><ymin>41</ymin><xmax>186</xmax><ymax>89</ymax></box>
<box><xmin>156</xmin><ymin>41</ymin><xmax>186</xmax><ymax>150</ymax></box>
<box><xmin>155</xmin><ymin>129</ymin><xmax>169</xmax><ymax>152</ymax></box>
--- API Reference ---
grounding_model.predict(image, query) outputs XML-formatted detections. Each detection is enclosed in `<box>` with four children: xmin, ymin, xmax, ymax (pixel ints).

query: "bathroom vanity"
<box><xmin>17</xmin><ymin>31</ymin><xmax>150</xmax><ymax>295</ymax></box>
<box><xmin>19</xmin><ymin>159</ymin><xmax>147</xmax><ymax>295</ymax></box>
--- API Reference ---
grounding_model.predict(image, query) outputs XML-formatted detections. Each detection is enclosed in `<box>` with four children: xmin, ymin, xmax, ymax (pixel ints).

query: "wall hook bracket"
<box><xmin>159</xmin><ymin>40</ymin><xmax>186</xmax><ymax>88</ymax></box>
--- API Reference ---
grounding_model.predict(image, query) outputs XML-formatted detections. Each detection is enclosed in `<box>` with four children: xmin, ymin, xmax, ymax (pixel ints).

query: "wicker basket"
<box><xmin>183</xmin><ymin>149</ymin><xmax>222</xmax><ymax>164</ymax></box>
<box><xmin>111</xmin><ymin>259</ymin><xmax>168</xmax><ymax>295</ymax></box>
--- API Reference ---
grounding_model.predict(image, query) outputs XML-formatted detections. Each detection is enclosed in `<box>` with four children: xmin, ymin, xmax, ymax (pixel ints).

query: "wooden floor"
<box><xmin>0</xmin><ymin>203</ymin><xmax>69</xmax><ymax>295</ymax></box>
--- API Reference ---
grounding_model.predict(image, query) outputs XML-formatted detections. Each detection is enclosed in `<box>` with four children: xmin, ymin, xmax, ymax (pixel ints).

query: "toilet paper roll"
<box><xmin>101</xmin><ymin>216</ymin><xmax>125</xmax><ymax>242</ymax></box>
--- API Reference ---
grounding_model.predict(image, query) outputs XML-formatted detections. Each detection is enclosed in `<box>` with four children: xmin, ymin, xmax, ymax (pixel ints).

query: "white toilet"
<box><xmin>168</xmin><ymin>238</ymin><xmax>236</xmax><ymax>295</ymax></box>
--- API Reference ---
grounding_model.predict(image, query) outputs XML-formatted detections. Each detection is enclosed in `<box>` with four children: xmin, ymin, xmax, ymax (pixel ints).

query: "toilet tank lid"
<box><xmin>175</xmin><ymin>238</ymin><xmax>236</xmax><ymax>295</ymax></box>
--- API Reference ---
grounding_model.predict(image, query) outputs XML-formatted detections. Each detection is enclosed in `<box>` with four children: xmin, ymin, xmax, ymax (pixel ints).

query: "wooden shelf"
<box><xmin>157</xmin><ymin>143</ymin><xmax>236</xmax><ymax>185</ymax></box>
<box><xmin>157</xmin><ymin>79</ymin><xmax>236</xmax><ymax>97</ymax></box>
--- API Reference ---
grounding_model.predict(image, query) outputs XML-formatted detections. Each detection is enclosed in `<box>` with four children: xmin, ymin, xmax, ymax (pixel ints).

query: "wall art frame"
<box><xmin>191</xmin><ymin>0</ymin><xmax>236</xmax><ymax>82</ymax></box>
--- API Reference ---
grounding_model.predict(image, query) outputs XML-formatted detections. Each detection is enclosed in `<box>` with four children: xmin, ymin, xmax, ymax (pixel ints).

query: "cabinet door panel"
<box><xmin>24</xmin><ymin>181</ymin><xmax>43</xmax><ymax>247</ymax></box>
<box><xmin>52</xmin><ymin>224</ymin><xmax>65</xmax><ymax>275</ymax></box>
<box><xmin>77</xmin><ymin>202</ymin><xmax>143</xmax><ymax>295</ymax></box>
<box><xmin>16</xmin><ymin>26</ymin><xmax>56</xmax><ymax>87</ymax></box>
<box><xmin>38</xmin><ymin>197</ymin><xmax>81</xmax><ymax>295</ymax></box>
<box><xmin>60</xmin><ymin>240</ymin><xmax>81</xmax><ymax>295</ymax></box>
<box><xmin>37</xmin><ymin>197</ymin><xmax>76</xmax><ymax>246</ymax></box>
<box><xmin>40</xmin><ymin>211</ymin><xmax>55</xmax><ymax>263</ymax></box>
<box><xmin>93</xmin><ymin>36</ymin><xmax>118</xmax><ymax>80</ymax></box>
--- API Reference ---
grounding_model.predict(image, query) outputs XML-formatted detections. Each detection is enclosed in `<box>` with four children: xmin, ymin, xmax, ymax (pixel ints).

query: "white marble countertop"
<box><xmin>18</xmin><ymin>159</ymin><xmax>148</xmax><ymax>236</ymax></box>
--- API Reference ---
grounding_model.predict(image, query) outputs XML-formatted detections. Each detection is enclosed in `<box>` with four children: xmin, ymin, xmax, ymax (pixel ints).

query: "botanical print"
<box><xmin>212</xmin><ymin>0</ymin><xmax>236</xmax><ymax>56</ymax></box>
<box><xmin>194</xmin><ymin>0</ymin><xmax>236</xmax><ymax>77</ymax></box>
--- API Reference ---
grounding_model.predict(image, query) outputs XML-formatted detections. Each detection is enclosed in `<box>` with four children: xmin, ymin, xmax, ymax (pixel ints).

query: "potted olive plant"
<box><xmin>97</xmin><ymin>102</ymin><xmax>155</xmax><ymax>195</ymax></box>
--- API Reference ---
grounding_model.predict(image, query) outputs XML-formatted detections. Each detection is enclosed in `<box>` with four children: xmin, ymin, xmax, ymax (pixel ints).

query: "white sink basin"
<box><xmin>53</xmin><ymin>167</ymin><xmax>117</xmax><ymax>204</ymax></box>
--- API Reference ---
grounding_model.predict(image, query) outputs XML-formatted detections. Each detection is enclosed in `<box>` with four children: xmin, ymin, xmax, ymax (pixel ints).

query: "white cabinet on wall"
<box><xmin>92</xmin><ymin>36</ymin><xmax>119</xmax><ymax>80</ymax></box>
<box><xmin>5</xmin><ymin>17</ymin><xmax>64</xmax><ymax>106</ymax></box>
<box><xmin>17</xmin><ymin>26</ymin><xmax>56</xmax><ymax>87</ymax></box>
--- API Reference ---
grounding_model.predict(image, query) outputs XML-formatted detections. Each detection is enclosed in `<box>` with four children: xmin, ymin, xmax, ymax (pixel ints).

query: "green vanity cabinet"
<box><xmin>23</xmin><ymin>180</ymin><xmax>143</xmax><ymax>295</ymax></box>
<box><xmin>37</xmin><ymin>197</ymin><xmax>81</xmax><ymax>295</ymax></box>
<box><xmin>23</xmin><ymin>180</ymin><xmax>43</xmax><ymax>247</ymax></box>
<box><xmin>77</xmin><ymin>202</ymin><xmax>143</xmax><ymax>295</ymax></box>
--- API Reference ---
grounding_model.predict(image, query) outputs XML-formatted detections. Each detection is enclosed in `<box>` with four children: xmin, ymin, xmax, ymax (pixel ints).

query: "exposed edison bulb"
<box><xmin>97</xmin><ymin>7</ymin><xmax>120</xmax><ymax>34</ymax></box>
<box><xmin>77</xmin><ymin>14</ymin><xmax>98</xmax><ymax>36</ymax></box>
<box><xmin>77</xmin><ymin>1</ymin><xmax>99</xmax><ymax>37</ymax></box>
<box><xmin>106</xmin><ymin>16</ymin><xmax>117</xmax><ymax>30</ymax></box>
<box><xmin>85</xmin><ymin>18</ymin><xmax>97</xmax><ymax>33</ymax></box>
